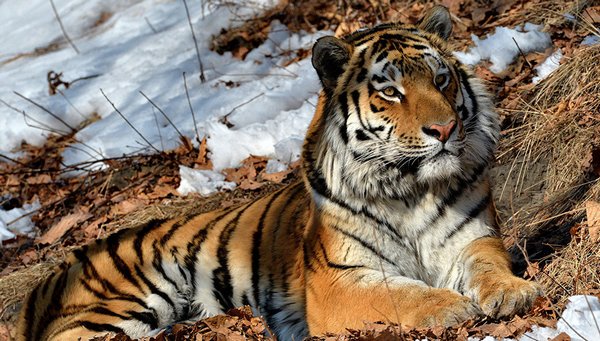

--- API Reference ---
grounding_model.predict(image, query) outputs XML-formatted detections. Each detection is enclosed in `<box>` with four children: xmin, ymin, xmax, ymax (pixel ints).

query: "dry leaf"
<box><xmin>195</xmin><ymin>137</ymin><xmax>213</xmax><ymax>170</ymax></box>
<box><xmin>551</xmin><ymin>332</ymin><xmax>571</xmax><ymax>341</ymax></box>
<box><xmin>261</xmin><ymin>168</ymin><xmax>293</xmax><ymax>183</ymax></box>
<box><xmin>239</xmin><ymin>179</ymin><xmax>264</xmax><ymax>190</ymax></box>
<box><xmin>584</xmin><ymin>6</ymin><xmax>600</xmax><ymax>24</ymax></box>
<box><xmin>111</xmin><ymin>198</ymin><xmax>145</xmax><ymax>216</ymax></box>
<box><xmin>585</xmin><ymin>200</ymin><xmax>600</xmax><ymax>240</ymax></box>
<box><xmin>36</xmin><ymin>211</ymin><xmax>92</xmax><ymax>245</ymax></box>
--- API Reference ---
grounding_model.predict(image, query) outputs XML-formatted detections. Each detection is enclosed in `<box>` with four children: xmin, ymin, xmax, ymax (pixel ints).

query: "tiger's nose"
<box><xmin>422</xmin><ymin>120</ymin><xmax>456</xmax><ymax>143</ymax></box>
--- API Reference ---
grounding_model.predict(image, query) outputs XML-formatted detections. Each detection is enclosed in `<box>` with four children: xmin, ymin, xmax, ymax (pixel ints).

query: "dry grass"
<box><xmin>492</xmin><ymin>41</ymin><xmax>600</xmax><ymax>301</ymax></box>
<box><xmin>0</xmin><ymin>263</ymin><xmax>56</xmax><ymax>323</ymax></box>
<box><xmin>540</xmin><ymin>233</ymin><xmax>600</xmax><ymax>306</ymax></box>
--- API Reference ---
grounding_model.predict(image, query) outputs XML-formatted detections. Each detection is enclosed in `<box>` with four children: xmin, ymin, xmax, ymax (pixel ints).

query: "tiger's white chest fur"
<box><xmin>313</xmin><ymin>167</ymin><xmax>494</xmax><ymax>292</ymax></box>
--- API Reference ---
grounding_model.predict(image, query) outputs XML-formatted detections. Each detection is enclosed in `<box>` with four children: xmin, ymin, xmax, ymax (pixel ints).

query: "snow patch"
<box><xmin>177</xmin><ymin>166</ymin><xmax>236</xmax><ymax>196</ymax></box>
<box><xmin>521</xmin><ymin>295</ymin><xmax>600</xmax><ymax>340</ymax></box>
<box><xmin>582</xmin><ymin>35</ymin><xmax>600</xmax><ymax>46</ymax></box>
<box><xmin>454</xmin><ymin>23</ymin><xmax>552</xmax><ymax>73</ymax></box>
<box><xmin>532</xmin><ymin>49</ymin><xmax>563</xmax><ymax>84</ymax></box>
<box><xmin>0</xmin><ymin>200</ymin><xmax>41</xmax><ymax>243</ymax></box>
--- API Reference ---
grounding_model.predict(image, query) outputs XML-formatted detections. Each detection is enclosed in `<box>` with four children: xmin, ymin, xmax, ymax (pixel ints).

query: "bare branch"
<box><xmin>183</xmin><ymin>72</ymin><xmax>201</xmax><ymax>144</ymax></box>
<box><xmin>144</xmin><ymin>17</ymin><xmax>158</xmax><ymax>34</ymax></box>
<box><xmin>49</xmin><ymin>0</ymin><xmax>80</xmax><ymax>54</ymax></box>
<box><xmin>13</xmin><ymin>91</ymin><xmax>77</xmax><ymax>133</ymax></box>
<box><xmin>139</xmin><ymin>91</ymin><xmax>186</xmax><ymax>141</ymax></box>
<box><xmin>100</xmin><ymin>89</ymin><xmax>160</xmax><ymax>153</ymax></box>
<box><xmin>183</xmin><ymin>0</ymin><xmax>206</xmax><ymax>82</ymax></box>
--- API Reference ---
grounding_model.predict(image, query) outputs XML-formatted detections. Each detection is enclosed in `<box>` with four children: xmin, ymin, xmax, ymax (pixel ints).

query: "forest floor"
<box><xmin>1</xmin><ymin>0</ymin><xmax>600</xmax><ymax>340</ymax></box>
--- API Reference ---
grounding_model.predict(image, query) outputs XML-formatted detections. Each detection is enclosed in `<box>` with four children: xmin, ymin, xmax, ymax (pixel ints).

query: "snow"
<box><xmin>532</xmin><ymin>49</ymin><xmax>563</xmax><ymax>84</ymax></box>
<box><xmin>0</xmin><ymin>200</ymin><xmax>41</xmax><ymax>243</ymax></box>
<box><xmin>454</xmin><ymin>23</ymin><xmax>552</xmax><ymax>73</ymax></box>
<box><xmin>177</xmin><ymin>166</ymin><xmax>235</xmax><ymax>196</ymax></box>
<box><xmin>521</xmin><ymin>295</ymin><xmax>600</xmax><ymax>341</ymax></box>
<box><xmin>581</xmin><ymin>35</ymin><xmax>600</xmax><ymax>46</ymax></box>
<box><xmin>0</xmin><ymin>0</ymin><xmax>324</xmax><ymax>177</ymax></box>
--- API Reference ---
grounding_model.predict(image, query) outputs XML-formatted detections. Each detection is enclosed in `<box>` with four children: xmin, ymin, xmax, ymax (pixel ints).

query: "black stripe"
<box><xmin>319</xmin><ymin>240</ymin><xmax>363</xmax><ymax>270</ymax></box>
<box><xmin>79</xmin><ymin>321</ymin><xmax>125</xmax><ymax>334</ymax></box>
<box><xmin>426</xmin><ymin>164</ymin><xmax>486</xmax><ymax>229</ymax></box>
<box><xmin>184</xmin><ymin>210</ymin><xmax>232</xmax><ymax>292</ymax></box>
<box><xmin>375</xmin><ymin>51</ymin><xmax>388</xmax><ymax>63</ymax></box>
<box><xmin>212</xmin><ymin>204</ymin><xmax>253</xmax><ymax>311</ymax></box>
<box><xmin>90</xmin><ymin>306</ymin><xmax>128</xmax><ymax>319</ymax></box>
<box><xmin>251</xmin><ymin>187</ymin><xmax>292</xmax><ymax>310</ymax></box>
<box><xmin>457</xmin><ymin>68</ymin><xmax>477</xmax><ymax>119</ymax></box>
<box><xmin>330</xmin><ymin>225</ymin><xmax>396</xmax><ymax>266</ymax></box>
<box><xmin>160</xmin><ymin>213</ymin><xmax>197</xmax><ymax>246</ymax></box>
<box><xmin>351</xmin><ymin>90</ymin><xmax>371</xmax><ymax>132</ymax></box>
<box><xmin>106</xmin><ymin>233</ymin><xmax>142</xmax><ymax>290</ymax></box>
<box><xmin>23</xmin><ymin>283</ymin><xmax>39</xmax><ymax>341</ymax></box>
<box><xmin>33</xmin><ymin>270</ymin><xmax>69</xmax><ymax>340</ymax></box>
<box><xmin>371</xmin><ymin>74</ymin><xmax>388</xmax><ymax>84</ymax></box>
<box><xmin>134</xmin><ymin>218</ymin><xmax>167</xmax><ymax>265</ymax></box>
<box><xmin>444</xmin><ymin>194</ymin><xmax>491</xmax><ymax>243</ymax></box>
<box><xmin>126</xmin><ymin>310</ymin><xmax>159</xmax><ymax>329</ymax></box>
<box><xmin>152</xmin><ymin>242</ymin><xmax>179</xmax><ymax>289</ymax></box>
<box><xmin>134</xmin><ymin>264</ymin><xmax>177</xmax><ymax>310</ymax></box>
<box><xmin>338</xmin><ymin>93</ymin><xmax>349</xmax><ymax>144</ymax></box>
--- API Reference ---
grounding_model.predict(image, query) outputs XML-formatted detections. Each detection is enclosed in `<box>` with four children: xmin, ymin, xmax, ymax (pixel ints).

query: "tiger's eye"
<box><xmin>435</xmin><ymin>74</ymin><xmax>448</xmax><ymax>87</ymax></box>
<box><xmin>382</xmin><ymin>87</ymin><xmax>397</xmax><ymax>96</ymax></box>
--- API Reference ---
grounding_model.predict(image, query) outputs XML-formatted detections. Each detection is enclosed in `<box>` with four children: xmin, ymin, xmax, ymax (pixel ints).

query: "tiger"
<box><xmin>16</xmin><ymin>6</ymin><xmax>541</xmax><ymax>341</ymax></box>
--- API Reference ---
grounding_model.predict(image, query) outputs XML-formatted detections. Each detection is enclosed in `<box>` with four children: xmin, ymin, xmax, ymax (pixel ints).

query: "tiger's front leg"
<box><xmin>305</xmin><ymin>269</ymin><xmax>482</xmax><ymax>335</ymax></box>
<box><xmin>457</xmin><ymin>237</ymin><xmax>542</xmax><ymax>318</ymax></box>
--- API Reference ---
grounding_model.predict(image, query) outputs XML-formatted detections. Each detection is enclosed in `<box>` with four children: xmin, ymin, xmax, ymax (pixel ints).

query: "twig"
<box><xmin>512</xmin><ymin>37</ymin><xmax>533</xmax><ymax>70</ymax></box>
<box><xmin>49</xmin><ymin>0</ymin><xmax>79</xmax><ymax>54</ymax></box>
<box><xmin>139</xmin><ymin>91</ymin><xmax>186</xmax><ymax>141</ymax></box>
<box><xmin>151</xmin><ymin>107</ymin><xmax>165</xmax><ymax>150</ymax></box>
<box><xmin>69</xmin><ymin>73</ymin><xmax>101</xmax><ymax>85</ymax></box>
<box><xmin>13</xmin><ymin>91</ymin><xmax>77</xmax><ymax>133</ymax></box>
<box><xmin>100</xmin><ymin>88</ymin><xmax>160</xmax><ymax>153</ymax></box>
<box><xmin>144</xmin><ymin>17</ymin><xmax>158</xmax><ymax>33</ymax></box>
<box><xmin>183</xmin><ymin>72</ymin><xmax>201</xmax><ymax>144</ymax></box>
<box><xmin>583</xmin><ymin>295</ymin><xmax>600</xmax><ymax>340</ymax></box>
<box><xmin>0</xmin><ymin>153</ymin><xmax>28</xmax><ymax>167</ymax></box>
<box><xmin>220</xmin><ymin>92</ymin><xmax>265</xmax><ymax>127</ymax></box>
<box><xmin>57</xmin><ymin>89</ymin><xmax>86</xmax><ymax>119</ymax></box>
<box><xmin>183</xmin><ymin>0</ymin><xmax>206</xmax><ymax>82</ymax></box>
<box><xmin>1</xmin><ymin>98</ymin><xmax>70</xmax><ymax>135</ymax></box>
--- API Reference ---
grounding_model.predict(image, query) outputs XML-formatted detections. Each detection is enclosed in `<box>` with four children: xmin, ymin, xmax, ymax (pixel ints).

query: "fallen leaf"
<box><xmin>551</xmin><ymin>332</ymin><xmax>571</xmax><ymax>341</ymax></box>
<box><xmin>585</xmin><ymin>200</ymin><xmax>600</xmax><ymax>240</ymax></box>
<box><xmin>111</xmin><ymin>198</ymin><xmax>145</xmax><ymax>216</ymax></box>
<box><xmin>239</xmin><ymin>179</ymin><xmax>264</xmax><ymax>190</ymax></box>
<box><xmin>584</xmin><ymin>6</ymin><xmax>600</xmax><ymax>24</ymax></box>
<box><xmin>195</xmin><ymin>137</ymin><xmax>213</xmax><ymax>170</ymax></box>
<box><xmin>261</xmin><ymin>168</ymin><xmax>294</xmax><ymax>183</ymax></box>
<box><xmin>36</xmin><ymin>211</ymin><xmax>93</xmax><ymax>245</ymax></box>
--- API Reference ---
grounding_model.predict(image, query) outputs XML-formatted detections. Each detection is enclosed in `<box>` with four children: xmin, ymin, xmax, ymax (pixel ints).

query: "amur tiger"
<box><xmin>17</xmin><ymin>6</ymin><xmax>541</xmax><ymax>341</ymax></box>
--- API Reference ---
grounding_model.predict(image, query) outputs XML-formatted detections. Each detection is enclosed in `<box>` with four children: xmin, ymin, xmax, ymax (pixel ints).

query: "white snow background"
<box><xmin>2</xmin><ymin>2</ymin><xmax>599</xmax><ymax>338</ymax></box>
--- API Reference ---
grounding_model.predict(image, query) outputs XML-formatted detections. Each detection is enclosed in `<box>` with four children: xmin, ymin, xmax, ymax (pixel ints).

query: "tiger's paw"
<box><xmin>476</xmin><ymin>277</ymin><xmax>542</xmax><ymax>318</ymax></box>
<box><xmin>417</xmin><ymin>289</ymin><xmax>483</xmax><ymax>327</ymax></box>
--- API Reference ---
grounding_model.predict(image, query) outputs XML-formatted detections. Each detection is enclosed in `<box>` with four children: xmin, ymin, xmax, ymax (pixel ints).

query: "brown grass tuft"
<box><xmin>492</xmin><ymin>43</ymin><xmax>600</xmax><ymax>300</ymax></box>
<box><xmin>0</xmin><ymin>262</ymin><xmax>56</xmax><ymax>322</ymax></box>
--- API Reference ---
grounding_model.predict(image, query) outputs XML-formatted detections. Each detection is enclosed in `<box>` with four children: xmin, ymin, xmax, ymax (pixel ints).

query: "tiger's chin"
<box><xmin>416</xmin><ymin>152</ymin><xmax>462</xmax><ymax>183</ymax></box>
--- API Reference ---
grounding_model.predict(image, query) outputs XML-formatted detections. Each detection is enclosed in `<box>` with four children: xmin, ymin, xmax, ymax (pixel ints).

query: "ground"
<box><xmin>1</xmin><ymin>0</ymin><xmax>600</xmax><ymax>340</ymax></box>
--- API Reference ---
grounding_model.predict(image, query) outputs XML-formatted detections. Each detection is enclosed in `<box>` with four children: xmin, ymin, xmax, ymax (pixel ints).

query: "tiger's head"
<box><xmin>304</xmin><ymin>6</ymin><xmax>499</xmax><ymax>201</ymax></box>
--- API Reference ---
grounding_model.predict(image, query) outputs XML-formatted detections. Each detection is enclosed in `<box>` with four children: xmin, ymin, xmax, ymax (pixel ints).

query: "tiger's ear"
<box><xmin>312</xmin><ymin>36</ymin><xmax>352</xmax><ymax>90</ymax></box>
<box><xmin>418</xmin><ymin>5</ymin><xmax>453</xmax><ymax>40</ymax></box>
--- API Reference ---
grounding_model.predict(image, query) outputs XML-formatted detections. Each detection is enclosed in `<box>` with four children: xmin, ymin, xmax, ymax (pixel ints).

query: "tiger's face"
<box><xmin>310</xmin><ymin>8</ymin><xmax>498</xmax><ymax>196</ymax></box>
<box><xmin>346</xmin><ymin>40</ymin><xmax>466</xmax><ymax>181</ymax></box>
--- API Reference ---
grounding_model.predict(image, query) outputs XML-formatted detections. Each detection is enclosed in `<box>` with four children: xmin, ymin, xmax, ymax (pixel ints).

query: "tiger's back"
<box><xmin>18</xmin><ymin>181</ymin><xmax>311</xmax><ymax>340</ymax></box>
